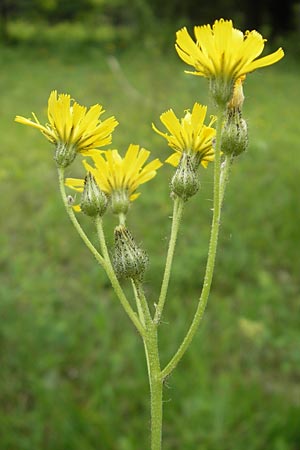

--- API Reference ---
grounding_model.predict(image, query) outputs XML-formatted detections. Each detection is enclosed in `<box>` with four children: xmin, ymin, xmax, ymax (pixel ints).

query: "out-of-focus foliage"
<box><xmin>1</xmin><ymin>37</ymin><xmax>300</xmax><ymax>449</ymax></box>
<box><xmin>1</xmin><ymin>0</ymin><xmax>298</xmax><ymax>45</ymax></box>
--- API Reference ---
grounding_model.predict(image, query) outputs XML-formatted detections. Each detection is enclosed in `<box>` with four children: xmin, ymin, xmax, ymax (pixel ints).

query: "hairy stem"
<box><xmin>161</xmin><ymin>106</ymin><xmax>227</xmax><ymax>379</ymax></box>
<box><xmin>220</xmin><ymin>154</ymin><xmax>234</xmax><ymax>208</ymax></box>
<box><xmin>132</xmin><ymin>279</ymin><xmax>163</xmax><ymax>449</ymax></box>
<box><xmin>154</xmin><ymin>197</ymin><xmax>184</xmax><ymax>323</ymax></box>
<box><xmin>58</xmin><ymin>167</ymin><xmax>144</xmax><ymax>337</ymax></box>
<box><xmin>144</xmin><ymin>322</ymin><xmax>163</xmax><ymax>450</ymax></box>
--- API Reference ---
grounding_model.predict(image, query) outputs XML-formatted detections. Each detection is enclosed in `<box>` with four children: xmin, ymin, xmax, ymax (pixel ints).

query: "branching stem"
<box><xmin>57</xmin><ymin>167</ymin><xmax>145</xmax><ymax>337</ymax></box>
<box><xmin>161</xmin><ymin>106</ymin><xmax>228</xmax><ymax>379</ymax></box>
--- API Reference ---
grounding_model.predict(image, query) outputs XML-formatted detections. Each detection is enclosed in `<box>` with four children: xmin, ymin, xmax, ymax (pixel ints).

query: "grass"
<box><xmin>1</xmin><ymin>34</ymin><xmax>300</xmax><ymax>450</ymax></box>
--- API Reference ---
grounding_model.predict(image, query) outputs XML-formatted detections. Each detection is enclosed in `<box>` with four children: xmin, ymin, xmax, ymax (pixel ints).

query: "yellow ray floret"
<box><xmin>65</xmin><ymin>144</ymin><xmax>163</xmax><ymax>203</ymax></box>
<box><xmin>175</xmin><ymin>18</ymin><xmax>284</xmax><ymax>83</ymax></box>
<box><xmin>15</xmin><ymin>90</ymin><xmax>118</xmax><ymax>155</ymax></box>
<box><xmin>152</xmin><ymin>103</ymin><xmax>216</xmax><ymax>168</ymax></box>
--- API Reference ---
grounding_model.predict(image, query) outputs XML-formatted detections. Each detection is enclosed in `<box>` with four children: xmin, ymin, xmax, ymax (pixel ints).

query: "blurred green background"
<box><xmin>1</xmin><ymin>1</ymin><xmax>300</xmax><ymax>449</ymax></box>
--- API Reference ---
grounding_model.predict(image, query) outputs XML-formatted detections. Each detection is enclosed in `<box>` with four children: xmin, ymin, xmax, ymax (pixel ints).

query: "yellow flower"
<box><xmin>65</xmin><ymin>144</ymin><xmax>162</xmax><ymax>216</ymax></box>
<box><xmin>152</xmin><ymin>103</ymin><xmax>216</xmax><ymax>168</ymax></box>
<box><xmin>175</xmin><ymin>19</ymin><xmax>284</xmax><ymax>104</ymax></box>
<box><xmin>15</xmin><ymin>90</ymin><xmax>118</xmax><ymax>167</ymax></box>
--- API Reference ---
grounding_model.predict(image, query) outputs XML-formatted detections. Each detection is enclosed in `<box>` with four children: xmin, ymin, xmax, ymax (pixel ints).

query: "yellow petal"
<box><xmin>243</xmin><ymin>47</ymin><xmax>284</xmax><ymax>73</ymax></box>
<box><xmin>166</xmin><ymin>152</ymin><xmax>181</xmax><ymax>167</ymax></box>
<box><xmin>65</xmin><ymin>177</ymin><xmax>85</xmax><ymax>192</ymax></box>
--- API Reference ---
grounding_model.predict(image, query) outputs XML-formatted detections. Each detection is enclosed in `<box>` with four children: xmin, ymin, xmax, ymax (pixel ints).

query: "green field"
<box><xmin>1</xmin><ymin>36</ymin><xmax>300</xmax><ymax>450</ymax></box>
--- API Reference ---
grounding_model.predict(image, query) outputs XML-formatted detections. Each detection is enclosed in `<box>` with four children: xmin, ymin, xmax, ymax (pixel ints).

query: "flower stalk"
<box><xmin>154</xmin><ymin>197</ymin><xmax>184</xmax><ymax>323</ymax></box>
<box><xmin>161</xmin><ymin>105</ymin><xmax>226</xmax><ymax>379</ymax></box>
<box><xmin>95</xmin><ymin>217</ymin><xmax>146</xmax><ymax>337</ymax></box>
<box><xmin>58</xmin><ymin>166</ymin><xmax>145</xmax><ymax>337</ymax></box>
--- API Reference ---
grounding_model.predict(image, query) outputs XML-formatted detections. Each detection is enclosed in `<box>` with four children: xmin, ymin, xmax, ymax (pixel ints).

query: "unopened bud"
<box><xmin>80</xmin><ymin>172</ymin><xmax>108</xmax><ymax>217</ymax></box>
<box><xmin>112</xmin><ymin>225</ymin><xmax>148</xmax><ymax>281</ymax></box>
<box><xmin>110</xmin><ymin>190</ymin><xmax>130</xmax><ymax>216</ymax></box>
<box><xmin>221</xmin><ymin>108</ymin><xmax>248</xmax><ymax>157</ymax></box>
<box><xmin>54</xmin><ymin>142</ymin><xmax>77</xmax><ymax>168</ymax></box>
<box><xmin>171</xmin><ymin>153</ymin><xmax>200</xmax><ymax>201</ymax></box>
<box><xmin>228</xmin><ymin>75</ymin><xmax>245</xmax><ymax>109</ymax></box>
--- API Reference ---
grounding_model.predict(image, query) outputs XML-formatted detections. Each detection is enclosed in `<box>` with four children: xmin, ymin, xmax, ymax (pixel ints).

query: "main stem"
<box><xmin>145</xmin><ymin>323</ymin><xmax>163</xmax><ymax>450</ymax></box>
<box><xmin>161</xmin><ymin>105</ymin><xmax>225</xmax><ymax>379</ymax></box>
<box><xmin>134</xmin><ymin>280</ymin><xmax>163</xmax><ymax>450</ymax></box>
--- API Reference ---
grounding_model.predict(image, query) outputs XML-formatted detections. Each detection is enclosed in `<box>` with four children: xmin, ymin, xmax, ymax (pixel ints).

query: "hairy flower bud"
<box><xmin>228</xmin><ymin>75</ymin><xmax>245</xmax><ymax>109</ymax></box>
<box><xmin>112</xmin><ymin>226</ymin><xmax>148</xmax><ymax>281</ymax></box>
<box><xmin>80</xmin><ymin>172</ymin><xmax>108</xmax><ymax>217</ymax></box>
<box><xmin>171</xmin><ymin>153</ymin><xmax>200</xmax><ymax>201</ymax></box>
<box><xmin>221</xmin><ymin>108</ymin><xmax>248</xmax><ymax>156</ymax></box>
<box><xmin>54</xmin><ymin>142</ymin><xmax>77</xmax><ymax>168</ymax></box>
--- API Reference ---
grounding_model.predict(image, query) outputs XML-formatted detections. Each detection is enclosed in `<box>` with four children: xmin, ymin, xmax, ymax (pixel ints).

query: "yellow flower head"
<box><xmin>175</xmin><ymin>19</ymin><xmax>284</xmax><ymax>105</ymax></box>
<box><xmin>152</xmin><ymin>103</ymin><xmax>216</xmax><ymax>168</ymax></box>
<box><xmin>15</xmin><ymin>90</ymin><xmax>119</xmax><ymax>167</ymax></box>
<box><xmin>65</xmin><ymin>144</ymin><xmax>162</xmax><ymax>216</ymax></box>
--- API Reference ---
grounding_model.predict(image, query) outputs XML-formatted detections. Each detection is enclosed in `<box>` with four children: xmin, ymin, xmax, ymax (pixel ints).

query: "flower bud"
<box><xmin>221</xmin><ymin>108</ymin><xmax>248</xmax><ymax>157</ymax></box>
<box><xmin>110</xmin><ymin>190</ymin><xmax>130</xmax><ymax>216</ymax></box>
<box><xmin>112</xmin><ymin>225</ymin><xmax>148</xmax><ymax>281</ymax></box>
<box><xmin>228</xmin><ymin>75</ymin><xmax>245</xmax><ymax>109</ymax></box>
<box><xmin>80</xmin><ymin>172</ymin><xmax>108</xmax><ymax>217</ymax></box>
<box><xmin>171</xmin><ymin>153</ymin><xmax>200</xmax><ymax>201</ymax></box>
<box><xmin>54</xmin><ymin>142</ymin><xmax>77</xmax><ymax>168</ymax></box>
